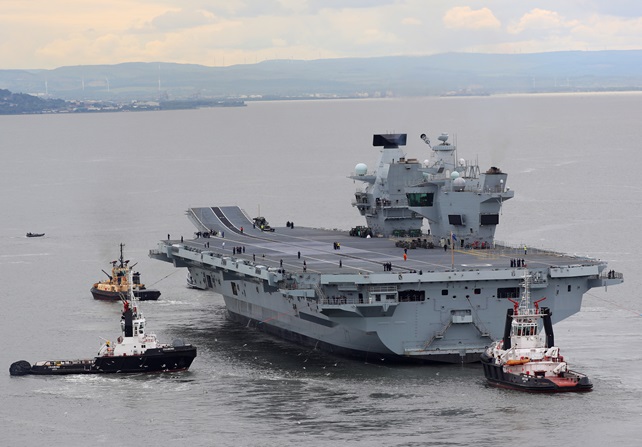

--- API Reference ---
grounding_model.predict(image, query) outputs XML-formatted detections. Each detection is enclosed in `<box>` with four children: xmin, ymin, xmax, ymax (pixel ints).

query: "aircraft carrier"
<box><xmin>150</xmin><ymin>132</ymin><xmax>622</xmax><ymax>363</ymax></box>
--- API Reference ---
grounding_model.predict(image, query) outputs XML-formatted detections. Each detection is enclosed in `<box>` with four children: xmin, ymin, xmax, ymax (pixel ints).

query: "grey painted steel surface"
<box><xmin>150</xmin><ymin>133</ymin><xmax>622</xmax><ymax>363</ymax></box>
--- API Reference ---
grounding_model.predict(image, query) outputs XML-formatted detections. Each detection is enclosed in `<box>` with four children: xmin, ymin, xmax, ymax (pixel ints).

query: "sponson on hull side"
<box><xmin>150</xmin><ymin>132</ymin><xmax>622</xmax><ymax>363</ymax></box>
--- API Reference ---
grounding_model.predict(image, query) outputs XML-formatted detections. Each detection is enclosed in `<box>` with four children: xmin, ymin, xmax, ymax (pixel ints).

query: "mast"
<box><xmin>119</xmin><ymin>243</ymin><xmax>126</xmax><ymax>267</ymax></box>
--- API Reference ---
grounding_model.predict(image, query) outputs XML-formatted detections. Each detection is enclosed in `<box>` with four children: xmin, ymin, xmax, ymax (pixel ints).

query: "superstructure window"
<box><xmin>497</xmin><ymin>287</ymin><xmax>519</xmax><ymax>299</ymax></box>
<box><xmin>448</xmin><ymin>215</ymin><xmax>465</xmax><ymax>226</ymax></box>
<box><xmin>480</xmin><ymin>214</ymin><xmax>499</xmax><ymax>226</ymax></box>
<box><xmin>399</xmin><ymin>290</ymin><xmax>426</xmax><ymax>302</ymax></box>
<box><xmin>407</xmin><ymin>193</ymin><xmax>434</xmax><ymax>207</ymax></box>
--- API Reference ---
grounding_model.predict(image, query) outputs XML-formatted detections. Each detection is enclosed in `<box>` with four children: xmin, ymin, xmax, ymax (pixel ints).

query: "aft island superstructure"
<box><xmin>150</xmin><ymin>132</ymin><xmax>622</xmax><ymax>363</ymax></box>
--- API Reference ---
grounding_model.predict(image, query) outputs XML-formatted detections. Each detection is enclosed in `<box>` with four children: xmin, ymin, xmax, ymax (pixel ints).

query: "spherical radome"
<box><xmin>453</xmin><ymin>177</ymin><xmax>466</xmax><ymax>191</ymax></box>
<box><xmin>355</xmin><ymin>163</ymin><xmax>368</xmax><ymax>175</ymax></box>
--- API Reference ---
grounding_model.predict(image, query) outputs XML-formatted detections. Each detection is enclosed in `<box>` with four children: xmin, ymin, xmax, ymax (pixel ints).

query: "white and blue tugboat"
<box><xmin>480</xmin><ymin>273</ymin><xmax>592</xmax><ymax>392</ymax></box>
<box><xmin>10</xmin><ymin>275</ymin><xmax>196</xmax><ymax>376</ymax></box>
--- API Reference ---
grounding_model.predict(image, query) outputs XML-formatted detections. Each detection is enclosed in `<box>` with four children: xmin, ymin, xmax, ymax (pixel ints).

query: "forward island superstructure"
<box><xmin>150</xmin><ymin>132</ymin><xmax>622</xmax><ymax>363</ymax></box>
<box><xmin>349</xmin><ymin>133</ymin><xmax>511</xmax><ymax>245</ymax></box>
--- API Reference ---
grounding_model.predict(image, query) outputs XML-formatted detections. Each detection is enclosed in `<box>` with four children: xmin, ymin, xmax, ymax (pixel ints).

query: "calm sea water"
<box><xmin>1</xmin><ymin>94</ymin><xmax>641</xmax><ymax>446</ymax></box>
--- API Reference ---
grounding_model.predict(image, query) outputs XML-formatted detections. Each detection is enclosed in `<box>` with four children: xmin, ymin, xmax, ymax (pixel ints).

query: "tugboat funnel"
<box><xmin>123</xmin><ymin>308</ymin><xmax>134</xmax><ymax>337</ymax></box>
<box><xmin>541</xmin><ymin>307</ymin><xmax>554</xmax><ymax>347</ymax></box>
<box><xmin>502</xmin><ymin>308</ymin><xmax>513</xmax><ymax>350</ymax></box>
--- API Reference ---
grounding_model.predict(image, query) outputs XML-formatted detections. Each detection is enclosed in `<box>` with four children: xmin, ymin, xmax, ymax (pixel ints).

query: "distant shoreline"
<box><xmin>3</xmin><ymin>88</ymin><xmax>642</xmax><ymax>116</ymax></box>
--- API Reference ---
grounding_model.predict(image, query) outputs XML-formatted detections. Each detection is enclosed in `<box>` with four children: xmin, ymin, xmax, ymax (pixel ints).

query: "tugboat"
<box><xmin>91</xmin><ymin>243</ymin><xmax>161</xmax><ymax>301</ymax></box>
<box><xmin>26</xmin><ymin>232</ymin><xmax>45</xmax><ymax>238</ymax></box>
<box><xmin>10</xmin><ymin>275</ymin><xmax>196</xmax><ymax>376</ymax></box>
<box><xmin>480</xmin><ymin>273</ymin><xmax>593</xmax><ymax>393</ymax></box>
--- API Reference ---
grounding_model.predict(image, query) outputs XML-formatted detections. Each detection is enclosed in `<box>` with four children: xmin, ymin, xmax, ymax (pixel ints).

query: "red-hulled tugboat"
<box><xmin>10</xmin><ymin>275</ymin><xmax>196</xmax><ymax>376</ymax></box>
<box><xmin>480</xmin><ymin>273</ymin><xmax>592</xmax><ymax>393</ymax></box>
<box><xmin>91</xmin><ymin>243</ymin><xmax>161</xmax><ymax>301</ymax></box>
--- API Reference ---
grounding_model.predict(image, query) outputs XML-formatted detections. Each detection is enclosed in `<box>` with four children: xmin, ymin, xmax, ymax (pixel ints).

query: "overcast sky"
<box><xmin>2</xmin><ymin>1</ymin><xmax>641</xmax><ymax>69</ymax></box>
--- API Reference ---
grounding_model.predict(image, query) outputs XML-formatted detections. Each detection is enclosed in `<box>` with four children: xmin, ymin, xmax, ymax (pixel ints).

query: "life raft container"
<box><xmin>506</xmin><ymin>357</ymin><xmax>530</xmax><ymax>365</ymax></box>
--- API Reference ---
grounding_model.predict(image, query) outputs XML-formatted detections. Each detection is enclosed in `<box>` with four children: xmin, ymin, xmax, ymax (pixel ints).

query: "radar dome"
<box><xmin>459</xmin><ymin>158</ymin><xmax>466</xmax><ymax>166</ymax></box>
<box><xmin>450</xmin><ymin>171</ymin><xmax>460</xmax><ymax>180</ymax></box>
<box><xmin>355</xmin><ymin>163</ymin><xmax>368</xmax><ymax>176</ymax></box>
<box><xmin>453</xmin><ymin>177</ymin><xmax>466</xmax><ymax>191</ymax></box>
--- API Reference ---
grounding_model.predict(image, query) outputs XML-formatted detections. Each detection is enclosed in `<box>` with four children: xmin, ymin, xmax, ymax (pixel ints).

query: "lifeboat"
<box><xmin>505</xmin><ymin>357</ymin><xmax>530</xmax><ymax>365</ymax></box>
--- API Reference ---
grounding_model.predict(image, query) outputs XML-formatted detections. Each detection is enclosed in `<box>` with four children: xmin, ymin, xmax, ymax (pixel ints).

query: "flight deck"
<box><xmin>173</xmin><ymin>206</ymin><xmax>603</xmax><ymax>277</ymax></box>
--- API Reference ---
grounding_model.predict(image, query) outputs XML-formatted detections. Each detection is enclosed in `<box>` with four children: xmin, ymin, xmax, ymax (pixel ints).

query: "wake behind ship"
<box><xmin>150</xmin><ymin>132</ymin><xmax>622</xmax><ymax>363</ymax></box>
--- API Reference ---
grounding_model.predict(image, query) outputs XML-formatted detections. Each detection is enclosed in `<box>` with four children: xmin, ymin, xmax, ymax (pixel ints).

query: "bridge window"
<box><xmin>407</xmin><ymin>192</ymin><xmax>434</xmax><ymax>207</ymax></box>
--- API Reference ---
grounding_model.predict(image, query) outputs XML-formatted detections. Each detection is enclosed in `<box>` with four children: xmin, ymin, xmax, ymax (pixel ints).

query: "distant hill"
<box><xmin>0</xmin><ymin>87</ymin><xmax>246</xmax><ymax>115</ymax></box>
<box><xmin>0</xmin><ymin>88</ymin><xmax>67</xmax><ymax>114</ymax></box>
<box><xmin>1</xmin><ymin>50</ymin><xmax>641</xmax><ymax>101</ymax></box>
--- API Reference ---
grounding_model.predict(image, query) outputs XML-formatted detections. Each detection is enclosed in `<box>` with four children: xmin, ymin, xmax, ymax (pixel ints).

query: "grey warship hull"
<box><xmin>150</xmin><ymin>132</ymin><xmax>622</xmax><ymax>363</ymax></box>
<box><xmin>150</xmin><ymin>206</ymin><xmax>620</xmax><ymax>364</ymax></box>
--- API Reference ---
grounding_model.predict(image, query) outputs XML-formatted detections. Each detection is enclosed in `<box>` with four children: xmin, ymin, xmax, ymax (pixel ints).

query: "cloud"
<box><xmin>508</xmin><ymin>8</ymin><xmax>578</xmax><ymax>34</ymax></box>
<box><xmin>591</xmin><ymin>0</ymin><xmax>642</xmax><ymax>18</ymax></box>
<box><xmin>2</xmin><ymin>1</ymin><xmax>642</xmax><ymax>69</ymax></box>
<box><xmin>443</xmin><ymin>6</ymin><xmax>501</xmax><ymax>30</ymax></box>
<box><xmin>146</xmin><ymin>9</ymin><xmax>218</xmax><ymax>32</ymax></box>
<box><xmin>570</xmin><ymin>14</ymin><xmax>642</xmax><ymax>49</ymax></box>
<box><xmin>402</xmin><ymin>17</ymin><xmax>422</xmax><ymax>26</ymax></box>
<box><xmin>305</xmin><ymin>0</ymin><xmax>396</xmax><ymax>12</ymax></box>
